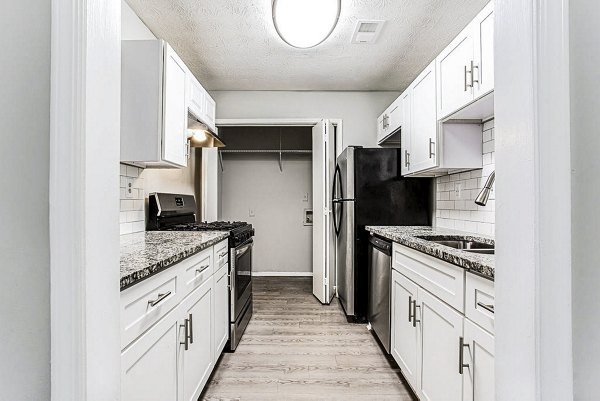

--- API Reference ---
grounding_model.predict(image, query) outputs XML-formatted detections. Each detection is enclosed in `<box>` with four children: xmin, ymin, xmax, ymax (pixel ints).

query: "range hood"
<box><xmin>187</xmin><ymin>114</ymin><xmax>226</xmax><ymax>148</ymax></box>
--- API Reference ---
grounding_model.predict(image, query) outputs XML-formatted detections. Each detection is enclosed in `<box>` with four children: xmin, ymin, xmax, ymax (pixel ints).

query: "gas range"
<box><xmin>146</xmin><ymin>193</ymin><xmax>254</xmax><ymax>247</ymax></box>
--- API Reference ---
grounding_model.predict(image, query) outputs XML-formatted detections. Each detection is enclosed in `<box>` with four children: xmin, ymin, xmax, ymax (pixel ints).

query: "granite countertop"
<box><xmin>120</xmin><ymin>231</ymin><xmax>229</xmax><ymax>291</ymax></box>
<box><xmin>366</xmin><ymin>226</ymin><xmax>495</xmax><ymax>281</ymax></box>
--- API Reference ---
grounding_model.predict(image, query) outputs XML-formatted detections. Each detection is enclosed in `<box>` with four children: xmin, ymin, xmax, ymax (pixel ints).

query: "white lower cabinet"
<box><xmin>213</xmin><ymin>265</ymin><xmax>230</xmax><ymax>356</ymax></box>
<box><xmin>391</xmin><ymin>270</ymin><xmax>419</xmax><ymax>389</ymax></box>
<box><xmin>180</xmin><ymin>278</ymin><xmax>214</xmax><ymax>401</ymax></box>
<box><xmin>391</xmin><ymin>245</ymin><xmax>495</xmax><ymax>401</ymax></box>
<box><xmin>462</xmin><ymin>319</ymin><xmax>495</xmax><ymax>401</ymax></box>
<box><xmin>121</xmin><ymin>241</ymin><xmax>230</xmax><ymax>401</ymax></box>
<box><xmin>121</xmin><ymin>310</ymin><xmax>180</xmax><ymax>401</ymax></box>
<box><xmin>418</xmin><ymin>289</ymin><xmax>464</xmax><ymax>401</ymax></box>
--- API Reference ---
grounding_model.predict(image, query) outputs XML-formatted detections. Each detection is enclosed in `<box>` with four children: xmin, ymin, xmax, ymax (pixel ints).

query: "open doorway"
<box><xmin>214</xmin><ymin>119</ymin><xmax>341</xmax><ymax>304</ymax></box>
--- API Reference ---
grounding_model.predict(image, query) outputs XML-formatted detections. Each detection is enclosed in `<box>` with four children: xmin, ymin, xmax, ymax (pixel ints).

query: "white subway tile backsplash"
<box><xmin>435</xmin><ymin>120</ymin><xmax>495</xmax><ymax>237</ymax></box>
<box><xmin>119</xmin><ymin>163</ymin><xmax>146</xmax><ymax>235</ymax></box>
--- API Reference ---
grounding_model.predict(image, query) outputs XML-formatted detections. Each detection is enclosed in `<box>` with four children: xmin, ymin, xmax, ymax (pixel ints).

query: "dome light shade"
<box><xmin>272</xmin><ymin>0</ymin><xmax>341</xmax><ymax>48</ymax></box>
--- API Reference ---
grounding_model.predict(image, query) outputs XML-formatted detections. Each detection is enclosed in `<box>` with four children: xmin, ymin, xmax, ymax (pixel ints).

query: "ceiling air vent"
<box><xmin>351</xmin><ymin>20</ymin><xmax>385</xmax><ymax>44</ymax></box>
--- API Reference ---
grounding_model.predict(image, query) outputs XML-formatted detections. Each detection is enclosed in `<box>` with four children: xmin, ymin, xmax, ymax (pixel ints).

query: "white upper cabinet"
<box><xmin>409</xmin><ymin>60</ymin><xmax>438</xmax><ymax>173</ymax></box>
<box><xmin>188</xmin><ymin>75</ymin><xmax>217</xmax><ymax>134</ymax></box>
<box><xmin>473</xmin><ymin>3</ymin><xmax>495</xmax><ymax>98</ymax></box>
<box><xmin>437</xmin><ymin>2</ymin><xmax>495</xmax><ymax>120</ymax></box>
<box><xmin>400</xmin><ymin>89</ymin><xmax>412</xmax><ymax>176</ymax></box>
<box><xmin>377</xmin><ymin>97</ymin><xmax>402</xmax><ymax>145</ymax></box>
<box><xmin>121</xmin><ymin>40</ymin><xmax>189</xmax><ymax>168</ymax></box>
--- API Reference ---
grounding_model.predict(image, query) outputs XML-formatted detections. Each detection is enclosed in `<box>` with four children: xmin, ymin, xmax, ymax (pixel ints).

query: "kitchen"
<box><xmin>3</xmin><ymin>0</ymin><xmax>592</xmax><ymax>401</ymax></box>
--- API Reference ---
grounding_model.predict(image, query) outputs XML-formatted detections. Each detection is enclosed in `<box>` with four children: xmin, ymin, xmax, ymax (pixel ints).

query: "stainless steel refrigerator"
<box><xmin>333</xmin><ymin>146</ymin><xmax>433</xmax><ymax>320</ymax></box>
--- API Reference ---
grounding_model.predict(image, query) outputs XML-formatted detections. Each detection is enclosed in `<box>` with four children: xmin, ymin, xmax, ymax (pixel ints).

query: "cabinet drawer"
<box><xmin>182</xmin><ymin>247</ymin><xmax>214</xmax><ymax>295</ymax></box>
<box><xmin>465</xmin><ymin>273</ymin><xmax>495</xmax><ymax>333</ymax></box>
<box><xmin>392</xmin><ymin>243</ymin><xmax>465</xmax><ymax>312</ymax></box>
<box><xmin>213</xmin><ymin>239</ymin><xmax>229</xmax><ymax>271</ymax></box>
<box><xmin>121</xmin><ymin>266</ymin><xmax>182</xmax><ymax>348</ymax></box>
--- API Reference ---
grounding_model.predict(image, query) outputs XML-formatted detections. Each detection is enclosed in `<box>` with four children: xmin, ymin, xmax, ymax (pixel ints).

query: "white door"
<box><xmin>121</xmin><ymin>311</ymin><xmax>179</xmax><ymax>401</ymax></box>
<box><xmin>391</xmin><ymin>270</ymin><xmax>420</xmax><ymax>390</ymax></box>
<box><xmin>163</xmin><ymin>43</ymin><xmax>188</xmax><ymax>167</ymax></box>
<box><xmin>418</xmin><ymin>289</ymin><xmax>464</xmax><ymax>401</ymax></box>
<box><xmin>436</xmin><ymin>27</ymin><xmax>475</xmax><ymax>119</ymax></box>
<box><xmin>312</xmin><ymin>119</ymin><xmax>335</xmax><ymax>303</ymax></box>
<box><xmin>410</xmin><ymin>61</ymin><xmax>438</xmax><ymax>173</ymax></box>
<box><xmin>179</xmin><ymin>279</ymin><xmax>214</xmax><ymax>401</ymax></box>
<box><xmin>400</xmin><ymin>89</ymin><xmax>412</xmax><ymax>176</ymax></box>
<box><xmin>201</xmin><ymin>147</ymin><xmax>219</xmax><ymax>221</ymax></box>
<box><xmin>462</xmin><ymin>319</ymin><xmax>495</xmax><ymax>401</ymax></box>
<box><xmin>473</xmin><ymin>3</ymin><xmax>495</xmax><ymax>98</ymax></box>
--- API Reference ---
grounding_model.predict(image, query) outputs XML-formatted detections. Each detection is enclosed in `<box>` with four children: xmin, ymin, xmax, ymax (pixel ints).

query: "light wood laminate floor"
<box><xmin>202</xmin><ymin>277</ymin><xmax>415</xmax><ymax>401</ymax></box>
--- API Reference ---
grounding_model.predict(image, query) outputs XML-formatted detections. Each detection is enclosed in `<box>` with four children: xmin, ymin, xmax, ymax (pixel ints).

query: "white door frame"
<box><xmin>50</xmin><ymin>0</ymin><xmax>121</xmax><ymax>400</ymax></box>
<box><xmin>495</xmin><ymin>0</ymin><xmax>572</xmax><ymax>400</ymax></box>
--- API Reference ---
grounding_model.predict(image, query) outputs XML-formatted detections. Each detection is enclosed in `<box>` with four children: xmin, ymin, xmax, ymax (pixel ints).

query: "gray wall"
<box><xmin>220</xmin><ymin>154</ymin><xmax>313</xmax><ymax>273</ymax></box>
<box><xmin>212</xmin><ymin>91</ymin><xmax>400</xmax><ymax>151</ymax></box>
<box><xmin>0</xmin><ymin>1</ymin><xmax>50</xmax><ymax>400</ymax></box>
<box><xmin>570</xmin><ymin>1</ymin><xmax>600</xmax><ymax>399</ymax></box>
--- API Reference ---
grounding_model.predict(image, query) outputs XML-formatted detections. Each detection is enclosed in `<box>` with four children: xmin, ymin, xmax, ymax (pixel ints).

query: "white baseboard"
<box><xmin>252</xmin><ymin>271</ymin><xmax>313</xmax><ymax>277</ymax></box>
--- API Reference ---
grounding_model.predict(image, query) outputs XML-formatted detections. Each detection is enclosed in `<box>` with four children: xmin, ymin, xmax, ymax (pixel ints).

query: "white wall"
<box><xmin>570</xmin><ymin>1</ymin><xmax>600</xmax><ymax>399</ymax></box>
<box><xmin>220</xmin><ymin>154</ymin><xmax>313</xmax><ymax>274</ymax></box>
<box><xmin>212</xmin><ymin>91</ymin><xmax>400</xmax><ymax>150</ymax></box>
<box><xmin>0</xmin><ymin>1</ymin><xmax>50</xmax><ymax>399</ymax></box>
<box><xmin>120</xmin><ymin>0</ymin><xmax>197</xmax><ymax>230</ymax></box>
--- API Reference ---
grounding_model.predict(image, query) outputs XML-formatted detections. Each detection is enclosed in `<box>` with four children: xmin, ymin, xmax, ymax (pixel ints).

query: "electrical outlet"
<box><xmin>455</xmin><ymin>182</ymin><xmax>462</xmax><ymax>199</ymax></box>
<box><xmin>303</xmin><ymin>192</ymin><xmax>309</xmax><ymax>202</ymax></box>
<box><xmin>248</xmin><ymin>208</ymin><xmax>255</xmax><ymax>217</ymax></box>
<box><xmin>126</xmin><ymin>178</ymin><xmax>134</xmax><ymax>199</ymax></box>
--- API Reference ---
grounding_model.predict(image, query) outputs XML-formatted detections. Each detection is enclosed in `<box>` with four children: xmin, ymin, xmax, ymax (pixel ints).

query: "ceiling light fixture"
<box><xmin>272</xmin><ymin>0</ymin><xmax>341</xmax><ymax>49</ymax></box>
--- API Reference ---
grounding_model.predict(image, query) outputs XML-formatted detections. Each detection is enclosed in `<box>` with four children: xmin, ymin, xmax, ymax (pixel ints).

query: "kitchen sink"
<box><xmin>416</xmin><ymin>236</ymin><xmax>495</xmax><ymax>255</ymax></box>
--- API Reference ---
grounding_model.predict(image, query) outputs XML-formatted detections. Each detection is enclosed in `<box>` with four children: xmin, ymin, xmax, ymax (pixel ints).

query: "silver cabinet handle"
<box><xmin>429</xmin><ymin>138</ymin><xmax>436</xmax><ymax>159</ymax></box>
<box><xmin>476</xmin><ymin>301</ymin><xmax>494</xmax><ymax>314</ymax></box>
<box><xmin>219</xmin><ymin>251</ymin><xmax>228</xmax><ymax>258</ymax></box>
<box><xmin>459</xmin><ymin>336</ymin><xmax>470</xmax><ymax>374</ymax></box>
<box><xmin>412</xmin><ymin>300</ymin><xmax>420</xmax><ymax>328</ymax></box>
<box><xmin>195</xmin><ymin>264</ymin><xmax>210</xmax><ymax>274</ymax></box>
<box><xmin>408</xmin><ymin>296</ymin><xmax>413</xmax><ymax>322</ymax></box>
<box><xmin>188</xmin><ymin>313</ymin><xmax>193</xmax><ymax>344</ymax></box>
<box><xmin>404</xmin><ymin>150</ymin><xmax>409</xmax><ymax>168</ymax></box>
<box><xmin>464</xmin><ymin>65</ymin><xmax>468</xmax><ymax>91</ymax></box>
<box><xmin>148</xmin><ymin>291</ymin><xmax>171</xmax><ymax>307</ymax></box>
<box><xmin>180</xmin><ymin>318</ymin><xmax>189</xmax><ymax>350</ymax></box>
<box><xmin>471</xmin><ymin>60</ymin><xmax>479</xmax><ymax>85</ymax></box>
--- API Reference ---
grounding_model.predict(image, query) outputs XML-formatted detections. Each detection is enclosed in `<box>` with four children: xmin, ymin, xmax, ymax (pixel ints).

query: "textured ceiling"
<box><xmin>126</xmin><ymin>0</ymin><xmax>490</xmax><ymax>91</ymax></box>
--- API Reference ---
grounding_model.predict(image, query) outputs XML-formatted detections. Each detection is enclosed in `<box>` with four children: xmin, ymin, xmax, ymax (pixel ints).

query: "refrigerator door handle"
<box><xmin>332</xmin><ymin>164</ymin><xmax>344</xmax><ymax>236</ymax></box>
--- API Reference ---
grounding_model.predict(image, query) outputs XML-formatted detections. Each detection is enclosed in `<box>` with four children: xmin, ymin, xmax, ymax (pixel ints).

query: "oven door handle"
<box><xmin>235</xmin><ymin>240</ymin><xmax>253</xmax><ymax>257</ymax></box>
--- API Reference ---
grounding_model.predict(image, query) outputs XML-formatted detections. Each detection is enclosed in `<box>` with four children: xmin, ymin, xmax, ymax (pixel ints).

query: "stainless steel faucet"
<box><xmin>475</xmin><ymin>171</ymin><xmax>495</xmax><ymax>206</ymax></box>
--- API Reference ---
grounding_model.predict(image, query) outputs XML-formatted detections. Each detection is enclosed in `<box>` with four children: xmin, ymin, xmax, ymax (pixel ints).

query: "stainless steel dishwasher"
<box><xmin>368</xmin><ymin>235</ymin><xmax>392</xmax><ymax>353</ymax></box>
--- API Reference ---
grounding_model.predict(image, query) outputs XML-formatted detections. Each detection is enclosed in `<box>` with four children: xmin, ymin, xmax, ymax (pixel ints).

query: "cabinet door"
<box><xmin>473</xmin><ymin>3</ymin><xmax>494</xmax><ymax>98</ymax></box>
<box><xmin>387</xmin><ymin>98</ymin><xmax>402</xmax><ymax>135</ymax></box>
<box><xmin>121</xmin><ymin>311</ymin><xmax>180</xmax><ymax>401</ymax></box>
<box><xmin>436</xmin><ymin>27</ymin><xmax>475</xmax><ymax>119</ymax></box>
<box><xmin>188</xmin><ymin>76</ymin><xmax>205</xmax><ymax>121</ymax></box>
<box><xmin>163</xmin><ymin>43</ymin><xmax>188</xmax><ymax>167</ymax></box>
<box><xmin>400</xmin><ymin>89</ymin><xmax>411</xmax><ymax>176</ymax></box>
<box><xmin>213</xmin><ymin>264</ymin><xmax>230</xmax><ymax>357</ymax></box>
<box><xmin>179</xmin><ymin>278</ymin><xmax>214</xmax><ymax>401</ymax></box>
<box><xmin>462</xmin><ymin>319</ymin><xmax>495</xmax><ymax>401</ymax></box>
<box><xmin>391</xmin><ymin>270</ymin><xmax>419</xmax><ymax>390</ymax></box>
<box><xmin>377</xmin><ymin>113</ymin><xmax>386</xmax><ymax>143</ymax></box>
<box><xmin>410</xmin><ymin>61</ymin><xmax>438</xmax><ymax>173</ymax></box>
<box><xmin>418</xmin><ymin>289</ymin><xmax>464</xmax><ymax>401</ymax></box>
<box><xmin>204</xmin><ymin>93</ymin><xmax>217</xmax><ymax>131</ymax></box>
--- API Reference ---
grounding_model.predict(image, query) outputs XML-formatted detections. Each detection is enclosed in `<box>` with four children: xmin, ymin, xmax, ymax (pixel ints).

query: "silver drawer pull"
<box><xmin>195</xmin><ymin>264</ymin><xmax>209</xmax><ymax>274</ymax></box>
<box><xmin>148</xmin><ymin>291</ymin><xmax>171</xmax><ymax>307</ymax></box>
<box><xmin>219</xmin><ymin>251</ymin><xmax>228</xmax><ymax>258</ymax></box>
<box><xmin>476</xmin><ymin>301</ymin><xmax>494</xmax><ymax>314</ymax></box>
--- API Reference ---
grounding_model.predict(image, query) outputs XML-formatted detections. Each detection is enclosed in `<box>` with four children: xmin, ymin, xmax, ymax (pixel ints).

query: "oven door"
<box><xmin>231</xmin><ymin>238</ymin><xmax>253</xmax><ymax>321</ymax></box>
